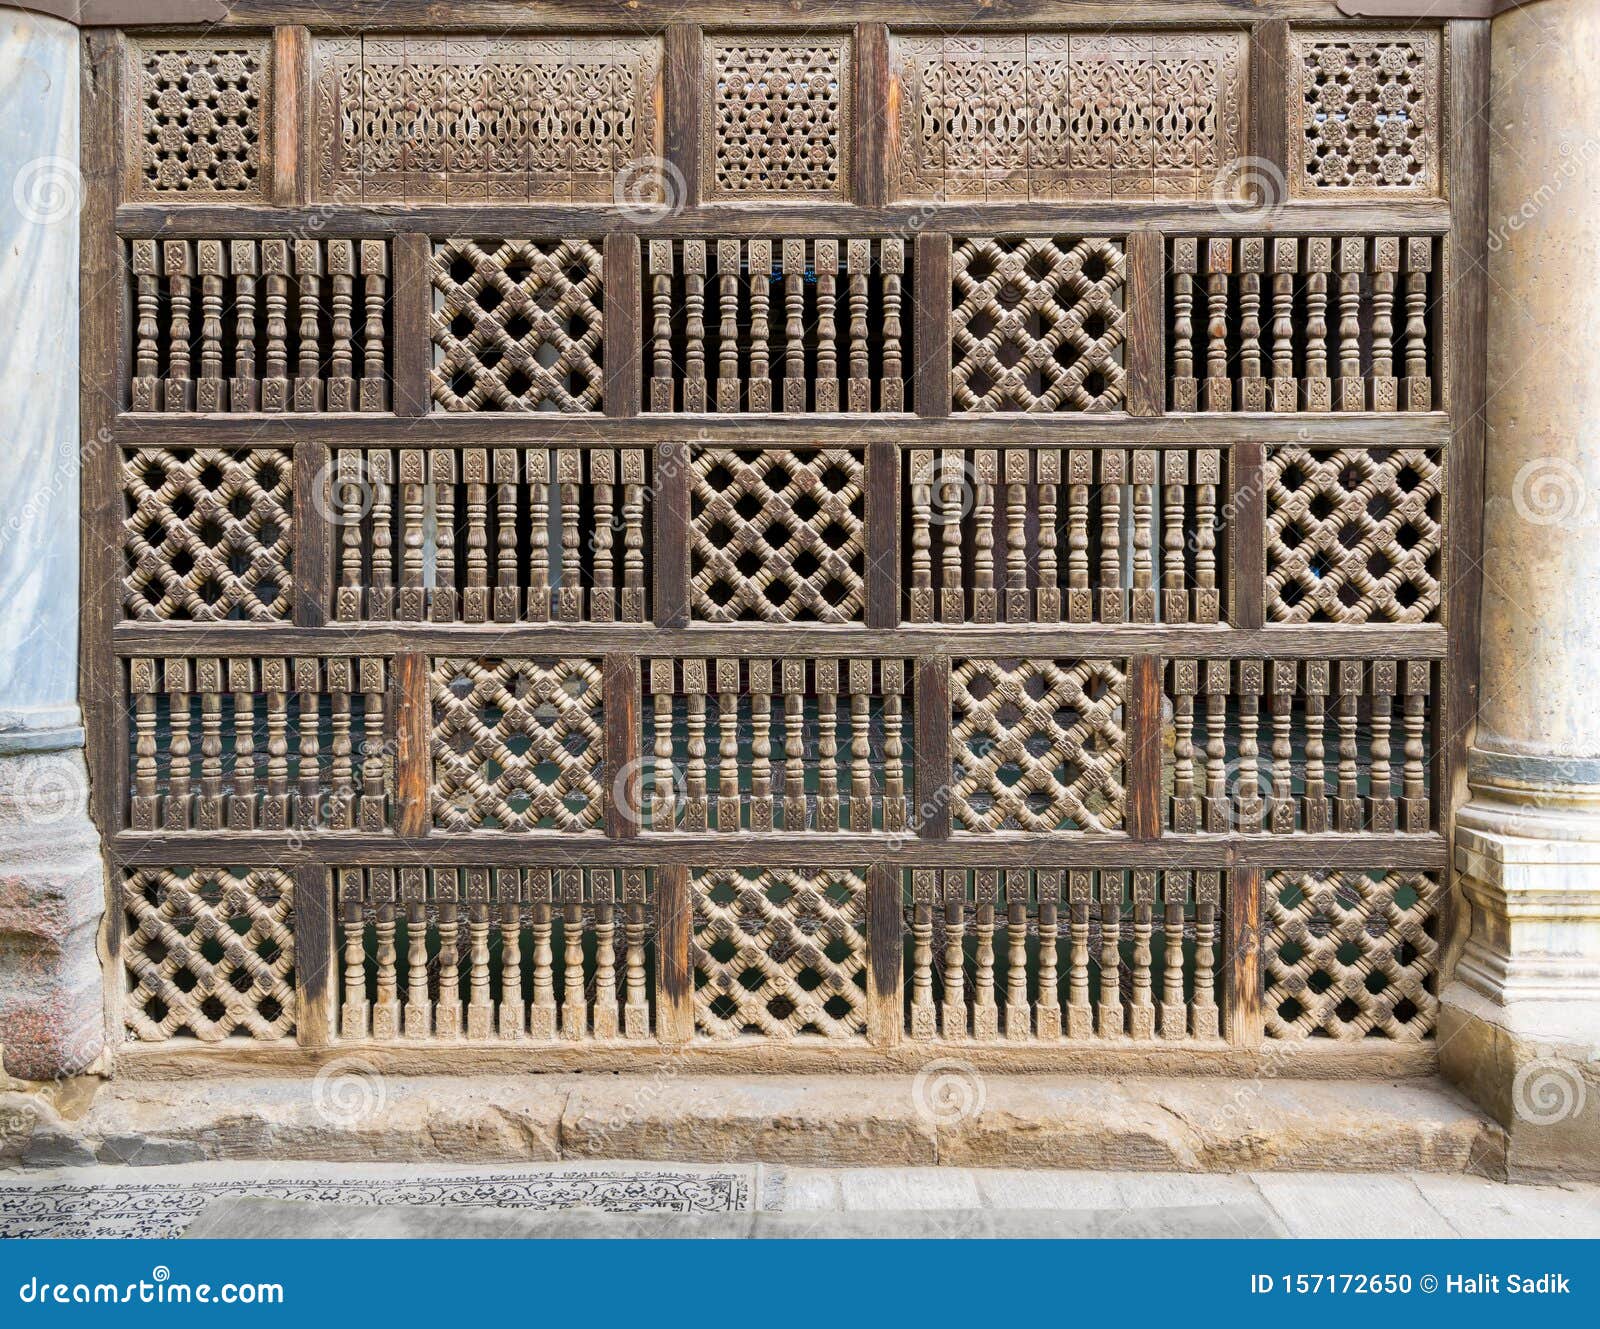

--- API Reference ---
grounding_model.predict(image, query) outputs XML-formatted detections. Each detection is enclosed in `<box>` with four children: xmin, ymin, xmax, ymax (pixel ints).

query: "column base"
<box><xmin>0</xmin><ymin>746</ymin><xmax>107</xmax><ymax>1084</ymax></box>
<box><xmin>1443</xmin><ymin>801</ymin><xmax>1600</xmax><ymax>1182</ymax></box>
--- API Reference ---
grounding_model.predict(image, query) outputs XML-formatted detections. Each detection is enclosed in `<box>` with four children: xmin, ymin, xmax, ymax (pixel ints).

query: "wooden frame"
<box><xmin>81</xmin><ymin>4</ymin><xmax>1487</xmax><ymax>1068</ymax></box>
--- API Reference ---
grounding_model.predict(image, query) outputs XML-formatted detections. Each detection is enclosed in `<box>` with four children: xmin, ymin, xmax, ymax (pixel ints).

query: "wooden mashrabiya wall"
<box><xmin>78</xmin><ymin>0</ymin><xmax>1487</xmax><ymax>1074</ymax></box>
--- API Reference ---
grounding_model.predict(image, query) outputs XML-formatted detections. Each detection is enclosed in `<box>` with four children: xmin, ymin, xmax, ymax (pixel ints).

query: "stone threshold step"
<box><xmin>5</xmin><ymin>1072</ymin><xmax>1506</xmax><ymax>1177</ymax></box>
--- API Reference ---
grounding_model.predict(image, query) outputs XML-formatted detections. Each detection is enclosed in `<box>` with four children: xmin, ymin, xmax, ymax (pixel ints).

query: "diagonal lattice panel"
<box><xmin>1263</xmin><ymin>869</ymin><xmax>1439</xmax><ymax>1040</ymax></box>
<box><xmin>692</xmin><ymin>867</ymin><xmax>867</xmax><ymax>1040</ymax></box>
<box><xmin>429</xmin><ymin>239</ymin><xmax>603</xmax><ymax>412</ymax></box>
<box><xmin>1266</xmin><ymin>446</ymin><xmax>1442</xmax><ymax>623</ymax></box>
<box><xmin>122</xmin><ymin>868</ymin><xmax>295</xmax><ymax>1042</ymax></box>
<box><xmin>122</xmin><ymin>447</ymin><xmax>293</xmax><ymax>621</ymax></box>
<box><xmin>430</xmin><ymin>658</ymin><xmax>605</xmax><ymax>832</ymax></box>
<box><xmin>951</xmin><ymin>658</ymin><xmax>1126</xmax><ymax>832</ymax></box>
<box><xmin>951</xmin><ymin>236</ymin><xmax>1126</xmax><ymax>412</ymax></box>
<box><xmin>690</xmin><ymin>448</ymin><xmax>865</xmax><ymax>622</ymax></box>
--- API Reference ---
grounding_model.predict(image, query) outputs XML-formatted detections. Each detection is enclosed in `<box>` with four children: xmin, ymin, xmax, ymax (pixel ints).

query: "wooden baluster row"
<box><xmin>333</xmin><ymin>447</ymin><xmax>647</xmax><ymax>622</ymax></box>
<box><xmin>338</xmin><ymin>867</ymin><xmax>653</xmax><ymax>1042</ymax></box>
<box><xmin>128</xmin><ymin>238</ymin><xmax>388</xmax><ymax>413</ymax></box>
<box><xmin>127</xmin><ymin>656</ymin><xmax>385</xmax><ymax>832</ymax></box>
<box><xmin>644</xmin><ymin>238</ymin><xmax>905</xmax><ymax>413</ymax></box>
<box><xmin>1168</xmin><ymin>659</ymin><xmax>1434</xmax><ymax>833</ymax></box>
<box><xmin>647</xmin><ymin>658</ymin><xmax>908</xmax><ymax>833</ymax></box>
<box><xmin>1170</xmin><ymin>235</ymin><xmax>1434</xmax><ymax>413</ymax></box>
<box><xmin>906</xmin><ymin>870</ymin><xmax>1220</xmax><ymax>1042</ymax></box>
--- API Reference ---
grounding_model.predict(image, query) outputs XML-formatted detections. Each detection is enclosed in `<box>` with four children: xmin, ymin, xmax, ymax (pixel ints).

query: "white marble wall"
<box><xmin>0</xmin><ymin>10</ymin><xmax>79</xmax><ymax>749</ymax></box>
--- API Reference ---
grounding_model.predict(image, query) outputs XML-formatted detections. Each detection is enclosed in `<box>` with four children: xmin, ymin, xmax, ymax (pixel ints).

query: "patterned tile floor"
<box><xmin>0</xmin><ymin>1162</ymin><xmax>761</xmax><ymax>1239</ymax></box>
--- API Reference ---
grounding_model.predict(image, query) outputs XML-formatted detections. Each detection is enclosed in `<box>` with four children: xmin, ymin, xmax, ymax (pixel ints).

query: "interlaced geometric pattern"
<box><xmin>429</xmin><ymin>239</ymin><xmax>604</xmax><ymax>412</ymax></box>
<box><xmin>951</xmin><ymin>237</ymin><xmax>1127</xmax><ymax>411</ymax></box>
<box><xmin>692</xmin><ymin>867</ymin><xmax>867</xmax><ymax>1040</ymax></box>
<box><xmin>691</xmin><ymin>449</ymin><xmax>865</xmax><ymax>622</ymax></box>
<box><xmin>951</xmin><ymin>658</ymin><xmax>1126</xmax><ymax>832</ymax></box>
<box><xmin>122</xmin><ymin>448</ymin><xmax>292</xmax><ymax>621</ymax></box>
<box><xmin>1263</xmin><ymin>870</ymin><xmax>1439</xmax><ymax>1040</ymax></box>
<box><xmin>133</xmin><ymin>41</ymin><xmax>269</xmax><ymax>197</ymax></box>
<box><xmin>707</xmin><ymin>40</ymin><xmax>850</xmax><ymax>197</ymax></box>
<box><xmin>430</xmin><ymin>658</ymin><xmax>605</xmax><ymax>832</ymax></box>
<box><xmin>1296</xmin><ymin>32</ymin><xmax>1439</xmax><ymax>193</ymax></box>
<box><xmin>1267</xmin><ymin>447</ymin><xmax>1442</xmax><ymax>623</ymax></box>
<box><xmin>122</xmin><ymin>868</ymin><xmax>295</xmax><ymax>1042</ymax></box>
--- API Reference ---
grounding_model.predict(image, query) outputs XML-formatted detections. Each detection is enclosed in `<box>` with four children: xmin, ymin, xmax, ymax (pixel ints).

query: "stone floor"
<box><xmin>2</xmin><ymin>1160</ymin><xmax>1596</xmax><ymax>1239</ymax></box>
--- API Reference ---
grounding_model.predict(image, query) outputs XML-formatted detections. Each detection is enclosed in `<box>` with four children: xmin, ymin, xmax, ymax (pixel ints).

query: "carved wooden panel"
<box><xmin>906</xmin><ymin>869</ymin><xmax>1221</xmax><ymax>1041</ymax></box>
<box><xmin>430</xmin><ymin>657</ymin><xmax>605</xmax><ymax>832</ymax></box>
<box><xmin>951</xmin><ymin>237</ymin><xmax>1126</xmax><ymax>412</ymax></box>
<box><xmin>951</xmin><ymin>658</ymin><xmax>1126</xmax><ymax>833</ymax></box>
<box><xmin>128</xmin><ymin>238</ymin><xmax>390</xmax><ymax>413</ymax></box>
<box><xmin>332</xmin><ymin>447</ymin><xmax>649</xmax><ymax>623</ymax></box>
<box><xmin>1169</xmin><ymin>235</ymin><xmax>1436</xmax><ymax>412</ymax></box>
<box><xmin>1267</xmin><ymin>446</ymin><xmax>1443</xmax><ymax>624</ymax></box>
<box><xmin>907</xmin><ymin>447</ymin><xmax>1222</xmax><ymax>625</ymax></box>
<box><xmin>127</xmin><ymin>38</ymin><xmax>271</xmax><ymax>199</ymax></box>
<box><xmin>1264</xmin><ymin>869</ymin><xmax>1439</xmax><ymax>1040</ymax></box>
<box><xmin>122</xmin><ymin>868</ymin><xmax>294</xmax><ymax>1042</ymax></box>
<box><xmin>1166</xmin><ymin>659</ymin><xmax>1435</xmax><ymax>834</ymax></box>
<box><xmin>430</xmin><ymin>239</ymin><xmax>604</xmax><ymax>412</ymax></box>
<box><xmin>126</xmin><ymin>657</ymin><xmax>389</xmax><ymax>832</ymax></box>
<box><xmin>646</xmin><ymin>239</ymin><xmax>906</xmax><ymax>413</ymax></box>
<box><xmin>337</xmin><ymin>867</ymin><xmax>652</xmax><ymax>1042</ymax></box>
<box><xmin>646</xmin><ymin>659</ymin><xmax>910</xmax><ymax>834</ymax></box>
<box><xmin>690</xmin><ymin>447</ymin><xmax>865</xmax><ymax>623</ymax></box>
<box><xmin>705</xmin><ymin>36</ymin><xmax>851</xmax><ymax>198</ymax></box>
<box><xmin>693</xmin><ymin>867</ymin><xmax>867</xmax><ymax>1040</ymax></box>
<box><xmin>123</xmin><ymin>448</ymin><xmax>292</xmax><ymax>622</ymax></box>
<box><xmin>311</xmin><ymin>36</ymin><xmax>664</xmax><ymax>203</ymax></box>
<box><xmin>895</xmin><ymin>33</ymin><xmax>1247</xmax><ymax>201</ymax></box>
<box><xmin>1294</xmin><ymin>30</ymin><xmax>1440</xmax><ymax>195</ymax></box>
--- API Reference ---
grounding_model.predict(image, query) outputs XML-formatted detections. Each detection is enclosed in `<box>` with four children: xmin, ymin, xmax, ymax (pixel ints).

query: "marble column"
<box><xmin>1442</xmin><ymin>0</ymin><xmax>1600</xmax><ymax>1181</ymax></box>
<box><xmin>0</xmin><ymin>9</ymin><xmax>105</xmax><ymax>1083</ymax></box>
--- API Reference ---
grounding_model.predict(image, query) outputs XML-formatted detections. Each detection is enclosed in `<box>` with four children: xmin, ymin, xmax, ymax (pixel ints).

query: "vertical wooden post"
<box><xmin>604</xmin><ymin>233</ymin><xmax>642</xmax><ymax>417</ymax></box>
<box><xmin>914</xmin><ymin>655</ymin><xmax>951</xmax><ymax>838</ymax></box>
<box><xmin>655</xmin><ymin>864</ymin><xmax>694</xmax><ymax>1044</ymax></box>
<box><xmin>1124</xmin><ymin>655</ymin><xmax>1163</xmax><ymax>839</ymax></box>
<box><xmin>914</xmin><ymin>233</ymin><xmax>951</xmax><ymax>418</ymax></box>
<box><xmin>865</xmin><ymin>439</ymin><xmax>900</xmax><ymax>628</ymax></box>
<box><xmin>1442</xmin><ymin>19</ymin><xmax>1491</xmax><ymax>954</ymax></box>
<box><xmin>653</xmin><ymin>439</ymin><xmax>691</xmax><ymax>628</ymax></box>
<box><xmin>293</xmin><ymin>862</ymin><xmax>333</xmax><ymax>1049</ymax></box>
<box><xmin>392</xmin><ymin>652</ymin><xmax>431</xmax><ymax>838</ymax></box>
<box><xmin>866</xmin><ymin>862</ymin><xmax>903</xmax><ymax>1047</ymax></box>
<box><xmin>664</xmin><ymin>26</ymin><xmax>703</xmax><ymax>208</ymax></box>
<box><xmin>80</xmin><ymin>29</ymin><xmax>126</xmax><ymax>842</ymax></box>
<box><xmin>292</xmin><ymin>440</ymin><xmax>331</xmax><ymax>627</ymax></box>
<box><xmin>604</xmin><ymin>653</ymin><xmax>642</xmax><ymax>839</ymax></box>
<box><xmin>1249</xmin><ymin>20</ymin><xmax>1292</xmax><ymax>196</ymax></box>
<box><xmin>853</xmin><ymin>23</ymin><xmax>892</xmax><ymax>208</ymax></box>
<box><xmin>1125</xmin><ymin>228</ymin><xmax>1166</xmax><ymax>417</ymax></box>
<box><xmin>1225</xmin><ymin>865</ymin><xmax>1264</xmax><ymax>1047</ymax></box>
<box><xmin>391</xmin><ymin>232</ymin><xmax>432</xmax><ymax>417</ymax></box>
<box><xmin>1230</xmin><ymin>440</ymin><xmax>1266</xmax><ymax>630</ymax></box>
<box><xmin>271</xmin><ymin>26</ymin><xmax>310</xmax><ymax>207</ymax></box>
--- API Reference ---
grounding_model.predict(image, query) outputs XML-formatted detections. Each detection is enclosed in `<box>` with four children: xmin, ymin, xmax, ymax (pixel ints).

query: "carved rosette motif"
<box><xmin>705</xmin><ymin>36</ymin><xmax>852</xmax><ymax>198</ymax></box>
<box><xmin>894</xmin><ymin>32</ymin><xmax>1246</xmax><ymax>200</ymax></box>
<box><xmin>1294</xmin><ymin>29</ymin><xmax>1441</xmax><ymax>195</ymax></box>
<box><xmin>128</xmin><ymin>38</ymin><xmax>271</xmax><ymax>199</ymax></box>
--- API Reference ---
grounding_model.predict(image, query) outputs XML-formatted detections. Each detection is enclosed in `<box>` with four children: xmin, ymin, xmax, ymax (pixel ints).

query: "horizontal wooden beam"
<box><xmin>110</xmin><ymin>412</ymin><xmax>1454</xmax><ymax>449</ymax></box>
<box><xmin>116</xmin><ymin>198</ymin><xmax>1453</xmax><ymax>239</ymax></box>
<box><xmin>108</xmin><ymin>830</ymin><xmax>1450</xmax><ymax>872</ymax></box>
<box><xmin>111</xmin><ymin>622</ymin><xmax>1451</xmax><ymax>660</ymax></box>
